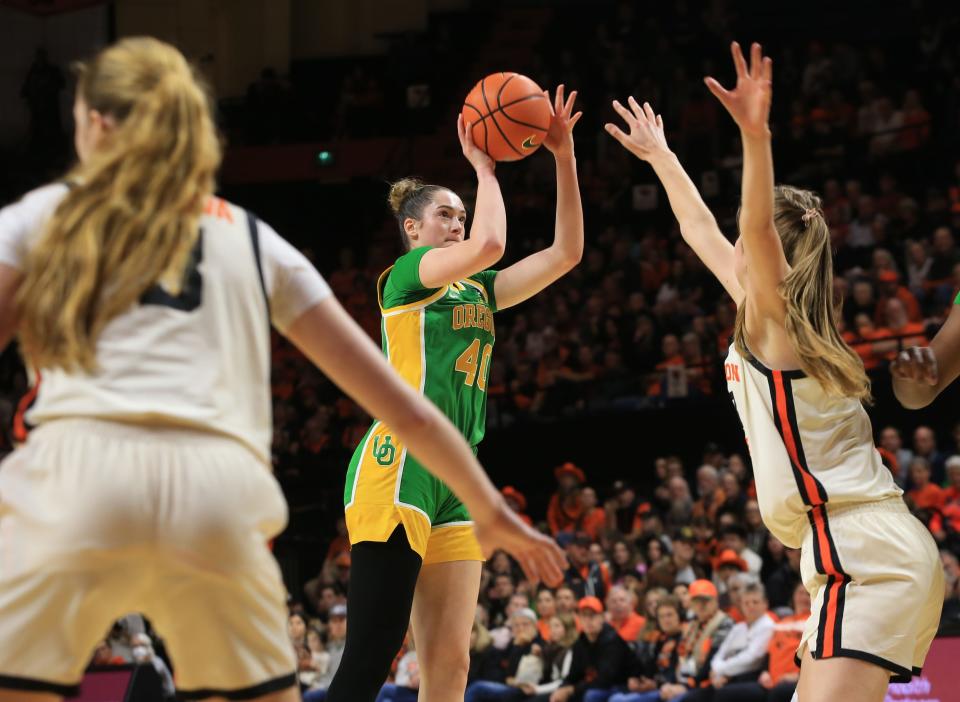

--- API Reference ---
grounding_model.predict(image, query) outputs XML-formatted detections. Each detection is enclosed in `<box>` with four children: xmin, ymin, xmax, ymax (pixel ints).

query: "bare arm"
<box><xmin>705</xmin><ymin>42</ymin><xmax>788</xmax><ymax>317</ymax></box>
<box><xmin>494</xmin><ymin>87</ymin><xmax>583</xmax><ymax>310</ymax></box>
<box><xmin>605</xmin><ymin>98</ymin><xmax>743</xmax><ymax>304</ymax></box>
<box><xmin>892</xmin><ymin>303</ymin><xmax>960</xmax><ymax>408</ymax></box>
<box><xmin>418</xmin><ymin>115</ymin><xmax>506</xmax><ymax>289</ymax></box>
<box><xmin>284</xmin><ymin>296</ymin><xmax>565</xmax><ymax>583</ymax></box>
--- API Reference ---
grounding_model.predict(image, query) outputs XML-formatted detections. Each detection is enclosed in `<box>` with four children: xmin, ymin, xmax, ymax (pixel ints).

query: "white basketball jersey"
<box><xmin>0</xmin><ymin>183</ymin><xmax>331</xmax><ymax>463</ymax></box>
<box><xmin>724</xmin><ymin>344</ymin><xmax>901</xmax><ymax>547</ymax></box>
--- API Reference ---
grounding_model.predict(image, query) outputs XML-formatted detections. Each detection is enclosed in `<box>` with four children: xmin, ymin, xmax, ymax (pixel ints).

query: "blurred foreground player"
<box><xmin>0</xmin><ymin>37</ymin><xmax>563</xmax><ymax>702</ymax></box>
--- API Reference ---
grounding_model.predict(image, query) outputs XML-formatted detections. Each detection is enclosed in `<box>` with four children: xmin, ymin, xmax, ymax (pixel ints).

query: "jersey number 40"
<box><xmin>455</xmin><ymin>338</ymin><xmax>493</xmax><ymax>392</ymax></box>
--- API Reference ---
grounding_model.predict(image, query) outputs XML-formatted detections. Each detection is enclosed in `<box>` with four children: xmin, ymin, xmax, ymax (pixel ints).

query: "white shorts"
<box><xmin>798</xmin><ymin>497</ymin><xmax>943</xmax><ymax>682</ymax></box>
<box><xmin>0</xmin><ymin>419</ymin><xmax>296</xmax><ymax>699</ymax></box>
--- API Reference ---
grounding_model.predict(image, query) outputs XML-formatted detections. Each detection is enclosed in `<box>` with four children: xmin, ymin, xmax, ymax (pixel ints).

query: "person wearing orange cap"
<box><xmin>658</xmin><ymin>580</ymin><xmax>732</xmax><ymax>700</ymax></box>
<box><xmin>528</xmin><ymin>597</ymin><xmax>631</xmax><ymax>702</ymax></box>
<box><xmin>502</xmin><ymin>486</ymin><xmax>533</xmax><ymax>526</ymax></box>
<box><xmin>548</xmin><ymin>463</ymin><xmax>587</xmax><ymax>536</ymax></box>
<box><xmin>873</xmin><ymin>269</ymin><xmax>920</xmax><ymax>325</ymax></box>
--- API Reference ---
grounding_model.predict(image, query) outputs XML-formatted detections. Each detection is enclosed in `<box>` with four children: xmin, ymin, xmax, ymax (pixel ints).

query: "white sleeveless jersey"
<box><xmin>0</xmin><ymin>183</ymin><xmax>331</xmax><ymax>463</ymax></box>
<box><xmin>724</xmin><ymin>344</ymin><xmax>901</xmax><ymax>547</ymax></box>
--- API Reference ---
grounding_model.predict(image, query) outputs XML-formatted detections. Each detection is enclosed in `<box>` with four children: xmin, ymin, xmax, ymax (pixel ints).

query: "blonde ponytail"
<box><xmin>734</xmin><ymin>185</ymin><xmax>871</xmax><ymax>402</ymax></box>
<box><xmin>17</xmin><ymin>37</ymin><xmax>221</xmax><ymax>372</ymax></box>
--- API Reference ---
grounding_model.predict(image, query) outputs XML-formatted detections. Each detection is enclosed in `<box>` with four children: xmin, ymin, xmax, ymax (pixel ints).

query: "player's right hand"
<box><xmin>457</xmin><ymin>113</ymin><xmax>496</xmax><ymax>175</ymax></box>
<box><xmin>890</xmin><ymin>346</ymin><xmax>938</xmax><ymax>386</ymax></box>
<box><xmin>605</xmin><ymin>97</ymin><xmax>671</xmax><ymax>163</ymax></box>
<box><xmin>473</xmin><ymin>501</ymin><xmax>567</xmax><ymax>586</ymax></box>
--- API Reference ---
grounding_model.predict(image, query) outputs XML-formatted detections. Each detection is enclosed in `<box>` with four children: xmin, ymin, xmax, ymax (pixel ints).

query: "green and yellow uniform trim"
<box><xmin>344</xmin><ymin>246</ymin><xmax>498</xmax><ymax>564</ymax></box>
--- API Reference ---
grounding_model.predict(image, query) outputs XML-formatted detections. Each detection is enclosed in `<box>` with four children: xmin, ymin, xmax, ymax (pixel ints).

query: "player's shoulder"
<box><xmin>199</xmin><ymin>195</ymin><xmax>250</xmax><ymax>230</ymax></box>
<box><xmin>5</xmin><ymin>181</ymin><xmax>71</xmax><ymax>215</ymax></box>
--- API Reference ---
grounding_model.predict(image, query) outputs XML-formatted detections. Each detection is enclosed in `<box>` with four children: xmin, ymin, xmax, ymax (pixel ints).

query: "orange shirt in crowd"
<box><xmin>538</xmin><ymin>619</ymin><xmax>552</xmax><ymax>642</ymax></box>
<box><xmin>581</xmin><ymin>507</ymin><xmax>607</xmax><ymax>539</ymax></box>
<box><xmin>768</xmin><ymin>613</ymin><xmax>807</xmax><ymax>683</ymax></box>
<box><xmin>547</xmin><ymin>494</ymin><xmax>584</xmax><ymax>535</ymax></box>
<box><xmin>909</xmin><ymin>483</ymin><xmax>946</xmax><ymax>511</ymax></box>
<box><xmin>610</xmin><ymin>611</ymin><xmax>646</xmax><ymax>643</ymax></box>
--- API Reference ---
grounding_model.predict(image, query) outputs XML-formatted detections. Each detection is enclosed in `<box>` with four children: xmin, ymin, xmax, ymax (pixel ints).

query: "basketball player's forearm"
<box><xmin>648</xmin><ymin>152</ymin><xmax>716</xmax><ymax>231</ymax></box>
<box><xmin>469</xmin><ymin>168</ymin><xmax>507</xmax><ymax>256</ymax></box>
<box><xmin>892</xmin><ymin>377</ymin><xmax>938</xmax><ymax>409</ymax></box>
<box><xmin>551</xmin><ymin>154</ymin><xmax>584</xmax><ymax>266</ymax></box>
<box><xmin>738</xmin><ymin>133</ymin><xmax>775</xmax><ymax>237</ymax></box>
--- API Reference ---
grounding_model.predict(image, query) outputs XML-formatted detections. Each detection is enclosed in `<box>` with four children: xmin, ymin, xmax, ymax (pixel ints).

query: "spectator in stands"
<box><xmin>874</xmin><ymin>298</ymin><xmax>927</xmax><ymax>360</ymax></box>
<box><xmin>491</xmin><ymin>593</ymin><xmax>532</xmax><ymax>649</ymax></box>
<box><xmin>489</xmin><ymin>575</ymin><xmax>521</xmax><ymax>629</ymax></box>
<box><xmin>563</xmin><ymin>532</ymin><xmax>611</xmax><ymax>600</ymax></box>
<box><xmin>874</xmin><ymin>270</ymin><xmax>921</xmax><ymax>323</ymax></box>
<box><xmin>660</xmin><ymin>580</ymin><xmax>733</xmax><ymax>700</ymax></box>
<box><xmin>719</xmin><ymin>525</ymin><xmax>763</xmax><ymax>576</ymax></box>
<box><xmin>580</xmin><ymin>487</ymin><xmax>607</xmax><ymax>539</ymax></box>
<box><xmin>647</xmin><ymin>532</ymin><xmax>703</xmax><ymax>590</ymax></box>
<box><xmin>470</xmin><ymin>617</ymin><xmax>501</xmax><ymax>685</ymax></box>
<box><xmin>529</xmin><ymin>596</ymin><xmax>631</xmax><ymax>702</ymax></box>
<box><xmin>522</xmin><ymin>613</ymin><xmax>580</xmax><ymax>698</ymax></box>
<box><xmin>692</xmin><ymin>582</ymin><xmax>774</xmax><ymax>698</ymax></box>
<box><xmin>765</xmin><ymin>547</ymin><xmax>802</xmax><ymax>611</ymax></box>
<box><xmin>611</xmin><ymin>596</ymin><xmax>686</xmax><ymax>702</ymax></box>
<box><xmin>609</xmin><ymin>539</ymin><xmax>643</xmax><ymax>585</ymax></box>
<box><xmin>692</xmin><ymin>466</ymin><xmax>725</xmax><ymax>522</ymax></box>
<box><xmin>606</xmin><ymin>586</ymin><xmax>646</xmax><ymax>643</ymax></box>
<box><xmin>556</xmin><ymin>585</ymin><xmax>580</xmax><ymax>618</ymax></box>
<box><xmin>307</xmin><ymin>627</ymin><xmax>331</xmax><ymax>678</ymax></box>
<box><xmin>907</xmin><ymin>457</ymin><xmax>945</xmax><ymax>511</ymax></box>
<box><xmin>913</xmin><ymin>426</ymin><xmax>948</xmax><ymax>484</ymax></box>
<box><xmin>503</xmin><ymin>486</ymin><xmax>534</xmax><ymax>526</ymax></box>
<box><xmin>289</xmin><ymin>611</ymin><xmax>309</xmax><ymax>652</ymax></box>
<box><xmin>879</xmin><ymin>426</ymin><xmax>914</xmax><ymax>486</ymax></box>
<box><xmin>303</xmin><ymin>604</ymin><xmax>347</xmax><ymax>700</ymax></box>
<box><xmin>537</xmin><ymin>588</ymin><xmax>559</xmax><ymax>642</ymax></box>
<box><xmin>464</xmin><ymin>608</ymin><xmax>543</xmax><ymax>702</ymax></box>
<box><xmin>549</xmin><ymin>463</ymin><xmax>587</xmax><ymax>536</ymax></box>
<box><xmin>377</xmin><ymin>635</ymin><xmax>419</xmax><ymax>702</ymax></box>
<box><xmin>708</xmin><ymin>582</ymin><xmax>810</xmax><ymax>702</ymax></box>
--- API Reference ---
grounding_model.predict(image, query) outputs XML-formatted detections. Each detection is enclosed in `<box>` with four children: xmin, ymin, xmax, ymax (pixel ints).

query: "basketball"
<box><xmin>461</xmin><ymin>72</ymin><xmax>552</xmax><ymax>162</ymax></box>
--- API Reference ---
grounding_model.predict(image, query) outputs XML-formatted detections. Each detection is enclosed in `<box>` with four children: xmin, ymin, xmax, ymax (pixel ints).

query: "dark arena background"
<box><xmin>1</xmin><ymin>1</ymin><xmax>959</xmax><ymax>700</ymax></box>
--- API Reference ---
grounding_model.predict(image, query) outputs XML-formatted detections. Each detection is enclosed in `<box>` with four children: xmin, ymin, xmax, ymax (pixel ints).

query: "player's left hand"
<box><xmin>705</xmin><ymin>41</ymin><xmax>773</xmax><ymax>138</ymax></box>
<box><xmin>543</xmin><ymin>84</ymin><xmax>582</xmax><ymax>159</ymax></box>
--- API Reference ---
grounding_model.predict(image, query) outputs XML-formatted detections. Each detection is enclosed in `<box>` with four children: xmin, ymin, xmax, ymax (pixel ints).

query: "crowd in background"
<box><xmin>1</xmin><ymin>1</ymin><xmax>960</xmax><ymax>698</ymax></box>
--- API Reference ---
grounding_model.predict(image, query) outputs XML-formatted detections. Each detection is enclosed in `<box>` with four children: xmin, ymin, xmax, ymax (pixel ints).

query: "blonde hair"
<box><xmin>471</xmin><ymin>616</ymin><xmax>492</xmax><ymax>652</ymax></box>
<box><xmin>734</xmin><ymin>185</ymin><xmax>871</xmax><ymax>402</ymax></box>
<box><xmin>17</xmin><ymin>37</ymin><xmax>221</xmax><ymax>372</ymax></box>
<box><xmin>551</xmin><ymin>612</ymin><xmax>579</xmax><ymax>648</ymax></box>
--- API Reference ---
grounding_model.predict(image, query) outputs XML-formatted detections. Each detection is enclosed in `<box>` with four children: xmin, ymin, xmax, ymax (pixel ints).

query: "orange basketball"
<box><xmin>461</xmin><ymin>72</ymin><xmax>551</xmax><ymax>162</ymax></box>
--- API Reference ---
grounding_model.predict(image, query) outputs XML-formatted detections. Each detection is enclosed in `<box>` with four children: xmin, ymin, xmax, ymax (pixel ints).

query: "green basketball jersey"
<box><xmin>377</xmin><ymin>246</ymin><xmax>498</xmax><ymax>447</ymax></box>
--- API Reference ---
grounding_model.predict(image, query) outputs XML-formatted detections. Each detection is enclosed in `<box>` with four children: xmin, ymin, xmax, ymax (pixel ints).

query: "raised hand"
<box><xmin>890</xmin><ymin>346</ymin><xmax>939</xmax><ymax>386</ymax></box>
<box><xmin>705</xmin><ymin>41</ymin><xmax>773</xmax><ymax>138</ymax></box>
<box><xmin>457</xmin><ymin>113</ymin><xmax>496</xmax><ymax>174</ymax></box>
<box><xmin>604</xmin><ymin>97</ymin><xmax>671</xmax><ymax>162</ymax></box>
<box><xmin>542</xmin><ymin>84</ymin><xmax>582</xmax><ymax>159</ymax></box>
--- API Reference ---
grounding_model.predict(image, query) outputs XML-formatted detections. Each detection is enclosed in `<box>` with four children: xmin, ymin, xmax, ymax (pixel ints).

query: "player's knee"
<box><xmin>420</xmin><ymin>645</ymin><xmax>469</xmax><ymax>687</ymax></box>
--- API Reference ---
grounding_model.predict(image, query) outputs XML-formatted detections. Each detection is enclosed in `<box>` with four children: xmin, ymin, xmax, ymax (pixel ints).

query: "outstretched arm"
<box><xmin>418</xmin><ymin>115</ymin><xmax>507</xmax><ymax>288</ymax></box>
<box><xmin>285</xmin><ymin>296</ymin><xmax>566</xmax><ymax>584</ymax></box>
<box><xmin>891</xmin><ymin>302</ymin><xmax>960</xmax><ymax>408</ymax></box>
<box><xmin>606</xmin><ymin>98</ymin><xmax>743</xmax><ymax>304</ymax></box>
<box><xmin>705</xmin><ymin>42</ymin><xmax>788</xmax><ymax>317</ymax></box>
<box><xmin>493</xmin><ymin>86</ymin><xmax>584</xmax><ymax>310</ymax></box>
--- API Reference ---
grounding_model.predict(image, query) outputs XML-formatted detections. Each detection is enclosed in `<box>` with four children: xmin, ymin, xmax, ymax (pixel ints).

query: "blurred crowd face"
<box><xmin>691</xmin><ymin>595</ymin><xmax>718</xmax><ymax>622</ymax></box>
<box><xmin>549</xmin><ymin>616</ymin><xmax>567</xmax><ymax>642</ymax></box>
<box><xmin>696</xmin><ymin>466</ymin><xmax>719</xmax><ymax>498</ymax></box>
<box><xmin>510</xmin><ymin>615</ymin><xmax>538</xmax><ymax>646</ymax></box>
<box><xmin>656</xmin><ymin>604</ymin><xmax>682</xmax><ymax>635</ymax></box>
<box><xmin>644</xmin><ymin>589</ymin><xmax>666</xmax><ymax>618</ymax></box>
<box><xmin>673</xmin><ymin>583</ymin><xmax>691</xmax><ymax>610</ymax></box>
<box><xmin>537</xmin><ymin>589</ymin><xmax>557</xmax><ymax>619</ymax></box>
<box><xmin>607</xmin><ymin>587</ymin><xmax>633</xmax><ymax>618</ymax></box>
<box><xmin>506</xmin><ymin>593</ymin><xmax>528</xmax><ymax>619</ymax></box>
<box><xmin>581</xmin><ymin>487</ymin><xmax>599</xmax><ymax>510</ymax></box>
<box><xmin>288</xmin><ymin>613</ymin><xmax>307</xmax><ymax>642</ymax></box>
<box><xmin>580</xmin><ymin>608</ymin><xmax>605</xmax><ymax>638</ymax></box>
<box><xmin>673</xmin><ymin>539</ymin><xmax>694</xmax><ymax>564</ymax></box>
<box><xmin>909</xmin><ymin>459</ymin><xmax>932</xmax><ymax>488</ymax></box>
<box><xmin>556</xmin><ymin>587</ymin><xmax>577</xmax><ymax>614</ymax></box>
<box><xmin>914</xmin><ymin>427</ymin><xmax>936</xmax><ymax>456</ymax></box>
<box><xmin>744</xmin><ymin>500</ymin><xmax>763</xmax><ymax>529</ymax></box>
<box><xmin>493</xmin><ymin>574</ymin><xmax>516</xmax><ymax>600</ymax></box>
<box><xmin>740</xmin><ymin>589</ymin><xmax>768</xmax><ymax>624</ymax></box>
<box><xmin>612</xmin><ymin>541</ymin><xmax>632</xmax><ymax>566</ymax></box>
<box><xmin>589</xmin><ymin>543</ymin><xmax>606</xmax><ymax>564</ymax></box>
<box><xmin>328</xmin><ymin>614</ymin><xmax>347</xmax><ymax>641</ymax></box>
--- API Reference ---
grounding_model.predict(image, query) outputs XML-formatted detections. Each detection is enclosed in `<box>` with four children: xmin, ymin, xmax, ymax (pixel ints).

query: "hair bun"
<box><xmin>388</xmin><ymin>178</ymin><xmax>426</xmax><ymax>215</ymax></box>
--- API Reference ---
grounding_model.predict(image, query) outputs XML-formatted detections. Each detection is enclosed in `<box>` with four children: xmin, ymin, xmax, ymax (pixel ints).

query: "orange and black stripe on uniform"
<box><xmin>766</xmin><ymin>368</ymin><xmax>851</xmax><ymax>663</ymax></box>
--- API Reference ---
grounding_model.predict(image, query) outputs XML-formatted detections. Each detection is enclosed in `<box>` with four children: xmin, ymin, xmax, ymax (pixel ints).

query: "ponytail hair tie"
<box><xmin>801</xmin><ymin>208</ymin><xmax>820</xmax><ymax>225</ymax></box>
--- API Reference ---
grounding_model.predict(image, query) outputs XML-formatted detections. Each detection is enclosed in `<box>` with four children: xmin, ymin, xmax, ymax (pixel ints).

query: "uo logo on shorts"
<box><xmin>373</xmin><ymin>435</ymin><xmax>396</xmax><ymax>466</ymax></box>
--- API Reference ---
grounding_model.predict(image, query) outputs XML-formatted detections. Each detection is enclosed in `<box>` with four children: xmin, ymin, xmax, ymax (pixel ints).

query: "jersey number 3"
<box><xmin>456</xmin><ymin>338</ymin><xmax>493</xmax><ymax>392</ymax></box>
<box><xmin>140</xmin><ymin>231</ymin><xmax>204</xmax><ymax>311</ymax></box>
